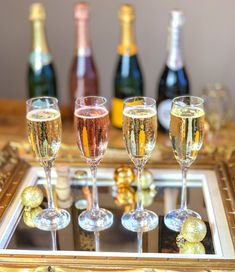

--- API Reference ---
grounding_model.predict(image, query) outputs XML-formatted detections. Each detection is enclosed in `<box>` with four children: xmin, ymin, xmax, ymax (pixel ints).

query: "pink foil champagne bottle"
<box><xmin>70</xmin><ymin>2</ymin><xmax>99</xmax><ymax>114</ymax></box>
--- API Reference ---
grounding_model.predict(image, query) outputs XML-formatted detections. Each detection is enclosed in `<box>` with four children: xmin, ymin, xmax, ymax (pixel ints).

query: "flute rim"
<box><xmin>26</xmin><ymin>96</ymin><xmax>58</xmax><ymax>107</ymax></box>
<box><xmin>124</xmin><ymin>96</ymin><xmax>156</xmax><ymax>107</ymax></box>
<box><xmin>172</xmin><ymin>95</ymin><xmax>204</xmax><ymax>107</ymax></box>
<box><xmin>74</xmin><ymin>96</ymin><xmax>107</xmax><ymax>107</ymax></box>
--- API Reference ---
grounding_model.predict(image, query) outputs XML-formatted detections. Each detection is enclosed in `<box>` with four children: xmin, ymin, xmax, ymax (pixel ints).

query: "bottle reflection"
<box><xmin>82</xmin><ymin>185</ymin><xmax>92</xmax><ymax>210</ymax></box>
<box><xmin>74</xmin><ymin>170</ymin><xmax>92</xmax><ymax>211</ymax></box>
<box><xmin>164</xmin><ymin>188</ymin><xmax>178</xmax><ymax>215</ymax></box>
<box><xmin>74</xmin><ymin>170</ymin><xmax>99</xmax><ymax>252</ymax></box>
<box><xmin>56</xmin><ymin>166</ymin><xmax>73</xmax><ymax>209</ymax></box>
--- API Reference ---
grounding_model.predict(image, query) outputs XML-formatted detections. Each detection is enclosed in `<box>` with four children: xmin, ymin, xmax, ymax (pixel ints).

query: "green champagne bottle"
<box><xmin>28</xmin><ymin>3</ymin><xmax>57</xmax><ymax>98</ymax></box>
<box><xmin>112</xmin><ymin>4</ymin><xmax>144</xmax><ymax>128</ymax></box>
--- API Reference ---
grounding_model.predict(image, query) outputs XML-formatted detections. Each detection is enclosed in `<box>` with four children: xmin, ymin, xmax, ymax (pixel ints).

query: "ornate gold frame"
<box><xmin>0</xmin><ymin>142</ymin><xmax>234</xmax><ymax>271</ymax></box>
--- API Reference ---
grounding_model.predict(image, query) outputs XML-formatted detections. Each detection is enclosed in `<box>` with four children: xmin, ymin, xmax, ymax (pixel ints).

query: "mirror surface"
<box><xmin>7</xmin><ymin>167</ymin><xmax>216</xmax><ymax>255</ymax></box>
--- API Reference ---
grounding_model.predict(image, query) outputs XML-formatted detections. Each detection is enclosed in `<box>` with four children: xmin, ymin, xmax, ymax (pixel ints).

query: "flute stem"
<box><xmin>180</xmin><ymin>166</ymin><xmax>188</xmax><ymax>211</ymax></box>
<box><xmin>44</xmin><ymin>162</ymin><xmax>54</xmax><ymax>209</ymax></box>
<box><xmin>91</xmin><ymin>164</ymin><xmax>99</xmax><ymax>212</ymax></box>
<box><xmin>136</xmin><ymin>166</ymin><xmax>143</xmax><ymax>212</ymax></box>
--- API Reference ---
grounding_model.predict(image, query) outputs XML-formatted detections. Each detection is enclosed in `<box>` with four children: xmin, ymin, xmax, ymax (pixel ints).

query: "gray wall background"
<box><xmin>1</xmin><ymin>0</ymin><xmax>235</xmax><ymax>109</ymax></box>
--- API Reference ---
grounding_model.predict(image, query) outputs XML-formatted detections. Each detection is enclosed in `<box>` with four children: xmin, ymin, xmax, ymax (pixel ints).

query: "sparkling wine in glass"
<box><xmin>164</xmin><ymin>95</ymin><xmax>205</xmax><ymax>232</ymax></box>
<box><xmin>26</xmin><ymin>96</ymin><xmax>70</xmax><ymax>231</ymax></box>
<box><xmin>122</xmin><ymin>96</ymin><xmax>159</xmax><ymax>232</ymax></box>
<box><xmin>74</xmin><ymin>96</ymin><xmax>113</xmax><ymax>231</ymax></box>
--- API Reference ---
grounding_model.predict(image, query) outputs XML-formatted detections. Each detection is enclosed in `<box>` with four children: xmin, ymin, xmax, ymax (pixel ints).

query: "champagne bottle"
<box><xmin>112</xmin><ymin>4</ymin><xmax>144</xmax><ymax>129</ymax></box>
<box><xmin>157</xmin><ymin>10</ymin><xmax>190</xmax><ymax>133</ymax></box>
<box><xmin>70</xmin><ymin>2</ymin><xmax>98</xmax><ymax>113</ymax></box>
<box><xmin>28</xmin><ymin>3</ymin><xmax>57</xmax><ymax>98</ymax></box>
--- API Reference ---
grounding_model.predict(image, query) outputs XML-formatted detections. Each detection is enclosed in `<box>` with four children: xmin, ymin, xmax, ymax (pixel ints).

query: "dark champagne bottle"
<box><xmin>157</xmin><ymin>10</ymin><xmax>190</xmax><ymax>133</ymax></box>
<box><xmin>70</xmin><ymin>2</ymin><xmax>98</xmax><ymax>113</ymax></box>
<box><xmin>28</xmin><ymin>3</ymin><xmax>57</xmax><ymax>98</ymax></box>
<box><xmin>112</xmin><ymin>4</ymin><xmax>144</xmax><ymax>129</ymax></box>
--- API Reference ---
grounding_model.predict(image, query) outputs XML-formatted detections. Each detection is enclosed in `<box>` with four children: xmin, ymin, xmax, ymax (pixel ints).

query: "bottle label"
<box><xmin>158</xmin><ymin>99</ymin><xmax>172</xmax><ymax>130</ymax></box>
<box><xmin>29</xmin><ymin>51</ymin><xmax>52</xmax><ymax>71</ymax></box>
<box><xmin>111</xmin><ymin>97</ymin><xmax>124</xmax><ymax>128</ymax></box>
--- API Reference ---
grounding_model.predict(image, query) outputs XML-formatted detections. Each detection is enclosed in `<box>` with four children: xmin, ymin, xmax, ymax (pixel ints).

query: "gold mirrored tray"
<box><xmin>0</xmin><ymin>143</ymin><xmax>234</xmax><ymax>271</ymax></box>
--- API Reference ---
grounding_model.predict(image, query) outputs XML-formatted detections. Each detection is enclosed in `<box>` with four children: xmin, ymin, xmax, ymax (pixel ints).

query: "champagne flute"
<box><xmin>26</xmin><ymin>97</ymin><xmax>70</xmax><ymax>231</ymax></box>
<box><xmin>74</xmin><ymin>96</ymin><xmax>113</xmax><ymax>231</ymax></box>
<box><xmin>122</xmin><ymin>96</ymin><xmax>158</xmax><ymax>232</ymax></box>
<box><xmin>164</xmin><ymin>96</ymin><xmax>205</xmax><ymax>232</ymax></box>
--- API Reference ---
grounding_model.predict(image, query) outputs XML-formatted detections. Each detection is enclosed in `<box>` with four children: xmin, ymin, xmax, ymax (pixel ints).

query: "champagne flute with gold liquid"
<box><xmin>164</xmin><ymin>96</ymin><xmax>205</xmax><ymax>232</ymax></box>
<box><xmin>122</xmin><ymin>96</ymin><xmax>159</xmax><ymax>232</ymax></box>
<box><xmin>26</xmin><ymin>97</ymin><xmax>70</xmax><ymax>231</ymax></box>
<box><xmin>74</xmin><ymin>96</ymin><xmax>113</xmax><ymax>231</ymax></box>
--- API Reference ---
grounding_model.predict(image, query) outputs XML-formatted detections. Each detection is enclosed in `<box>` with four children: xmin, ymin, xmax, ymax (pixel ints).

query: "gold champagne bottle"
<box><xmin>112</xmin><ymin>4</ymin><xmax>144</xmax><ymax>129</ymax></box>
<box><xmin>28</xmin><ymin>3</ymin><xmax>57</xmax><ymax>98</ymax></box>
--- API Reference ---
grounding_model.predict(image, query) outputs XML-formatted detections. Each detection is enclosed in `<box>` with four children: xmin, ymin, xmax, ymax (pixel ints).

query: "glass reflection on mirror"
<box><xmin>7</xmin><ymin>168</ymin><xmax>214</xmax><ymax>255</ymax></box>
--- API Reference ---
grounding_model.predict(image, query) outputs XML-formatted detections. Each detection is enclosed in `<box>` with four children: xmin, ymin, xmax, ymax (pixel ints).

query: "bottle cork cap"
<box><xmin>119</xmin><ymin>4</ymin><xmax>134</xmax><ymax>22</ymax></box>
<box><xmin>170</xmin><ymin>9</ymin><xmax>184</xmax><ymax>28</ymax></box>
<box><xmin>75</xmin><ymin>2</ymin><xmax>89</xmax><ymax>20</ymax></box>
<box><xmin>29</xmin><ymin>3</ymin><xmax>46</xmax><ymax>21</ymax></box>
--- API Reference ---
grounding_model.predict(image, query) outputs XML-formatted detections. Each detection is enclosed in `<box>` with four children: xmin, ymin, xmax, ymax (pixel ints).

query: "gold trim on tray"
<box><xmin>0</xmin><ymin>143</ymin><xmax>29</xmax><ymax>219</ymax></box>
<box><xmin>0</xmin><ymin>254</ymin><xmax>234</xmax><ymax>270</ymax></box>
<box><xmin>0</xmin><ymin>142</ymin><xmax>235</xmax><ymax>271</ymax></box>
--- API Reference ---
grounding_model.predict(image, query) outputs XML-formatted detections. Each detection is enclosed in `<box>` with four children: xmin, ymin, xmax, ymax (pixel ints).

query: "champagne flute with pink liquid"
<box><xmin>74</xmin><ymin>96</ymin><xmax>113</xmax><ymax>231</ymax></box>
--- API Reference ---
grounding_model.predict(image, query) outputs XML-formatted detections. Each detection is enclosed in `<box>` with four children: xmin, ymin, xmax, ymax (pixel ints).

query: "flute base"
<box><xmin>34</xmin><ymin>208</ymin><xmax>71</xmax><ymax>231</ymax></box>
<box><xmin>121</xmin><ymin>209</ymin><xmax>159</xmax><ymax>232</ymax></box>
<box><xmin>164</xmin><ymin>208</ymin><xmax>201</xmax><ymax>232</ymax></box>
<box><xmin>78</xmin><ymin>208</ymin><xmax>113</xmax><ymax>232</ymax></box>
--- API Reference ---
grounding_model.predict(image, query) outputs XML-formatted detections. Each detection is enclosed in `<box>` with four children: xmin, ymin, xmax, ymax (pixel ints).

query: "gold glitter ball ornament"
<box><xmin>21</xmin><ymin>186</ymin><xmax>43</xmax><ymax>208</ymax></box>
<box><xmin>114</xmin><ymin>186</ymin><xmax>135</xmax><ymax>207</ymax></box>
<box><xmin>179</xmin><ymin>241</ymin><xmax>205</xmax><ymax>254</ymax></box>
<box><xmin>23</xmin><ymin>206</ymin><xmax>43</xmax><ymax>228</ymax></box>
<box><xmin>114</xmin><ymin>165</ymin><xmax>135</xmax><ymax>187</ymax></box>
<box><xmin>181</xmin><ymin>217</ymin><xmax>207</xmax><ymax>242</ymax></box>
<box><xmin>138</xmin><ymin>189</ymin><xmax>156</xmax><ymax>207</ymax></box>
<box><xmin>140</xmin><ymin>169</ymin><xmax>154</xmax><ymax>189</ymax></box>
<box><xmin>176</xmin><ymin>234</ymin><xmax>186</xmax><ymax>248</ymax></box>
